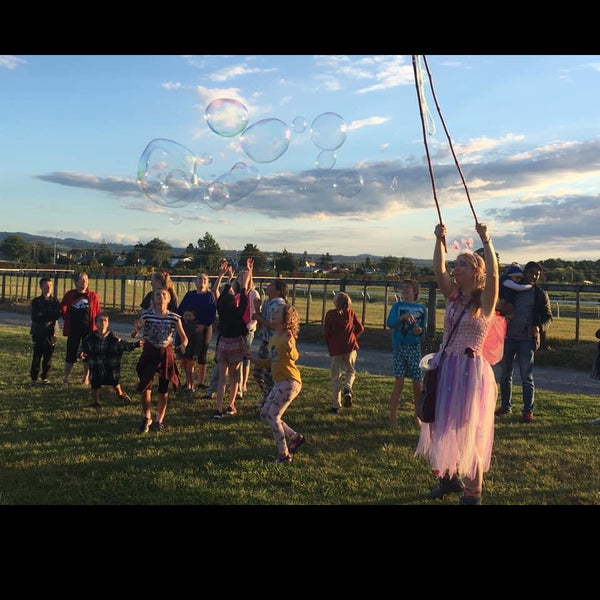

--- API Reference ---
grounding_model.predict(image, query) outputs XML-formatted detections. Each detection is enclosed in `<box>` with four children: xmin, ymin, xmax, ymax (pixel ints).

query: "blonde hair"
<box><xmin>279</xmin><ymin>304</ymin><xmax>300</xmax><ymax>338</ymax></box>
<box><xmin>457</xmin><ymin>252</ymin><xmax>485</xmax><ymax>315</ymax></box>
<box><xmin>334</xmin><ymin>291</ymin><xmax>351</xmax><ymax>311</ymax></box>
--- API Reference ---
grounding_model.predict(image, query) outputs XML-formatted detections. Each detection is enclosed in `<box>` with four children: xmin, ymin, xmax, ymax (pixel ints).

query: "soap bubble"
<box><xmin>205</xmin><ymin>98</ymin><xmax>249</xmax><ymax>137</ymax></box>
<box><xmin>315</xmin><ymin>150</ymin><xmax>336</xmax><ymax>170</ymax></box>
<box><xmin>240</xmin><ymin>118</ymin><xmax>291</xmax><ymax>163</ymax></box>
<box><xmin>205</xmin><ymin>181</ymin><xmax>230</xmax><ymax>211</ymax></box>
<box><xmin>310</xmin><ymin>112</ymin><xmax>347</xmax><ymax>151</ymax></box>
<box><xmin>291</xmin><ymin>116</ymin><xmax>307</xmax><ymax>133</ymax></box>
<box><xmin>197</xmin><ymin>152</ymin><xmax>213</xmax><ymax>166</ymax></box>
<box><xmin>334</xmin><ymin>169</ymin><xmax>364</xmax><ymax>198</ymax></box>
<box><xmin>137</xmin><ymin>138</ymin><xmax>198</xmax><ymax>207</ymax></box>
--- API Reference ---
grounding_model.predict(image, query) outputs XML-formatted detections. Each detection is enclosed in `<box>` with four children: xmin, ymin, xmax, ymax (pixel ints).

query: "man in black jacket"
<box><xmin>495</xmin><ymin>261</ymin><xmax>553</xmax><ymax>422</ymax></box>
<box><xmin>29</xmin><ymin>277</ymin><xmax>61</xmax><ymax>385</ymax></box>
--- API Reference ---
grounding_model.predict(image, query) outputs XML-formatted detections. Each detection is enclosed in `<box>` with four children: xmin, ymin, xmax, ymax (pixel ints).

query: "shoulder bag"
<box><xmin>416</xmin><ymin>301</ymin><xmax>470</xmax><ymax>423</ymax></box>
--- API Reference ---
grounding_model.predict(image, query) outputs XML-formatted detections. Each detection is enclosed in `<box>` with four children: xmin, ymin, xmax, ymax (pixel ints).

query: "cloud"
<box><xmin>32</xmin><ymin>136</ymin><xmax>600</xmax><ymax>259</ymax></box>
<box><xmin>0</xmin><ymin>55</ymin><xmax>27</xmax><ymax>70</ymax></box>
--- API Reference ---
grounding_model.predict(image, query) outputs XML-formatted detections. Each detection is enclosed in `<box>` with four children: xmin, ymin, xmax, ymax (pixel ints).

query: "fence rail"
<box><xmin>2</xmin><ymin>269</ymin><xmax>600</xmax><ymax>343</ymax></box>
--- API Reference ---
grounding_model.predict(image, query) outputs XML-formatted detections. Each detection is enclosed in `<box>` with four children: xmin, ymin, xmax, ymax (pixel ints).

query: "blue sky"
<box><xmin>2</xmin><ymin>54</ymin><xmax>600</xmax><ymax>264</ymax></box>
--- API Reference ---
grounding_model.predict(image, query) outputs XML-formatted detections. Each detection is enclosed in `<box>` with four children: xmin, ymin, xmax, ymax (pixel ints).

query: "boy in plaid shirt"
<box><xmin>81</xmin><ymin>312</ymin><xmax>142</xmax><ymax>408</ymax></box>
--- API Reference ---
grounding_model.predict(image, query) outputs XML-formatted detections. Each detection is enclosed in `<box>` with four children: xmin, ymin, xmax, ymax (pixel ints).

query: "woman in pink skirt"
<box><xmin>415</xmin><ymin>221</ymin><xmax>499</xmax><ymax>505</ymax></box>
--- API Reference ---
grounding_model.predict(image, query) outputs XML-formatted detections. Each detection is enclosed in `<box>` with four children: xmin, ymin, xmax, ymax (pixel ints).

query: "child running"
<box><xmin>249</xmin><ymin>304</ymin><xmax>304</xmax><ymax>464</ymax></box>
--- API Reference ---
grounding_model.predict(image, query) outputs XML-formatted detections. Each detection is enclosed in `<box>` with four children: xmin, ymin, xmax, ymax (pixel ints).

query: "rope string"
<box><xmin>421</xmin><ymin>55</ymin><xmax>479</xmax><ymax>225</ymax></box>
<box><xmin>412</xmin><ymin>54</ymin><xmax>479</xmax><ymax>253</ymax></box>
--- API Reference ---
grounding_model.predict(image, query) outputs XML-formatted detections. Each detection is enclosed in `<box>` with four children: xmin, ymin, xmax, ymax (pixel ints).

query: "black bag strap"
<box><xmin>440</xmin><ymin>300</ymin><xmax>471</xmax><ymax>353</ymax></box>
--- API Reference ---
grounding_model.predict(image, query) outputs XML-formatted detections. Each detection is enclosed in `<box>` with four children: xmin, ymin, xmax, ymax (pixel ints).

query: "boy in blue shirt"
<box><xmin>387</xmin><ymin>279</ymin><xmax>427</xmax><ymax>428</ymax></box>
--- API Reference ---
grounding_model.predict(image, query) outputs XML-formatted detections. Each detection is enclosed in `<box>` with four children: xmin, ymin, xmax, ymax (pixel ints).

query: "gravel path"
<box><xmin>2</xmin><ymin>310</ymin><xmax>598</xmax><ymax>396</ymax></box>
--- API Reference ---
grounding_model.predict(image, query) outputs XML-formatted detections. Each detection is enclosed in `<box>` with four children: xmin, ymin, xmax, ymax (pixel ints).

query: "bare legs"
<box><xmin>389</xmin><ymin>377</ymin><xmax>423</xmax><ymax>427</ymax></box>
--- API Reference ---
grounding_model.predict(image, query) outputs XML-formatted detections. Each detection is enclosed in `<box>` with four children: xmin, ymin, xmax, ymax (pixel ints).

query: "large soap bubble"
<box><xmin>310</xmin><ymin>112</ymin><xmax>347</xmax><ymax>151</ymax></box>
<box><xmin>205</xmin><ymin>98</ymin><xmax>249</xmax><ymax>138</ymax></box>
<box><xmin>137</xmin><ymin>138</ymin><xmax>198</xmax><ymax>207</ymax></box>
<box><xmin>240</xmin><ymin>118</ymin><xmax>291</xmax><ymax>163</ymax></box>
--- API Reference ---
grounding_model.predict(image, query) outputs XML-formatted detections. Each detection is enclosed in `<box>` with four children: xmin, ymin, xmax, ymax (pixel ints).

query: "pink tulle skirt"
<box><xmin>415</xmin><ymin>352</ymin><xmax>497</xmax><ymax>480</ymax></box>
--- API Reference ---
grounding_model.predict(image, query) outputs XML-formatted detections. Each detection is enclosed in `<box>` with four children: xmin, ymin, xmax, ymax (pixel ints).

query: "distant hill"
<box><xmin>0</xmin><ymin>231</ymin><xmax>433</xmax><ymax>267</ymax></box>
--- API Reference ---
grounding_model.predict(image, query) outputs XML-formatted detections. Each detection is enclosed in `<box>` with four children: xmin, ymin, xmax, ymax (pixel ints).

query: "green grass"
<box><xmin>1</xmin><ymin>325</ymin><xmax>599</xmax><ymax>505</ymax></box>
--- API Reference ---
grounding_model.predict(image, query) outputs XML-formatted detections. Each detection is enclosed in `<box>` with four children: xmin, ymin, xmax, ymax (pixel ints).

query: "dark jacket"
<box><xmin>30</xmin><ymin>294</ymin><xmax>61</xmax><ymax>340</ymax></box>
<box><xmin>531</xmin><ymin>285</ymin><xmax>553</xmax><ymax>333</ymax></box>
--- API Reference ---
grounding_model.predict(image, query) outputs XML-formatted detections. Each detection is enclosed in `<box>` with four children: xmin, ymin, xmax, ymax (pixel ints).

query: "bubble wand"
<box><xmin>412</xmin><ymin>55</ymin><xmax>446</xmax><ymax>250</ymax></box>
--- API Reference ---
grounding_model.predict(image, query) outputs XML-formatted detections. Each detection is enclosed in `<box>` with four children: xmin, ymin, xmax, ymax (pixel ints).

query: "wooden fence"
<box><xmin>2</xmin><ymin>269</ymin><xmax>600</xmax><ymax>343</ymax></box>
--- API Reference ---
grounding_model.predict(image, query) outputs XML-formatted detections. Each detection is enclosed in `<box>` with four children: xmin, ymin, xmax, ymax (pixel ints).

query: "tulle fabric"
<box><xmin>415</xmin><ymin>297</ymin><xmax>497</xmax><ymax>480</ymax></box>
<box><xmin>415</xmin><ymin>352</ymin><xmax>497</xmax><ymax>479</ymax></box>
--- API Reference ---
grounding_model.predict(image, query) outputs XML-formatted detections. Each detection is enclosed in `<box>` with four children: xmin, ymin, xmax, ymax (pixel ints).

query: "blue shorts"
<box><xmin>392</xmin><ymin>344</ymin><xmax>423</xmax><ymax>381</ymax></box>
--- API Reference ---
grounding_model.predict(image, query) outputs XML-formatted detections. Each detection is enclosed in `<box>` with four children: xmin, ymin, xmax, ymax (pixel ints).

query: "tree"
<box><xmin>143</xmin><ymin>238</ymin><xmax>172</xmax><ymax>268</ymax></box>
<box><xmin>196</xmin><ymin>232</ymin><xmax>222</xmax><ymax>271</ymax></box>
<box><xmin>276</xmin><ymin>248</ymin><xmax>298</xmax><ymax>274</ymax></box>
<box><xmin>319</xmin><ymin>252</ymin><xmax>334</xmax><ymax>270</ymax></box>
<box><xmin>239</xmin><ymin>243</ymin><xmax>268</xmax><ymax>272</ymax></box>
<box><xmin>0</xmin><ymin>234</ymin><xmax>30</xmax><ymax>262</ymax></box>
<box><xmin>378</xmin><ymin>255</ymin><xmax>400</xmax><ymax>275</ymax></box>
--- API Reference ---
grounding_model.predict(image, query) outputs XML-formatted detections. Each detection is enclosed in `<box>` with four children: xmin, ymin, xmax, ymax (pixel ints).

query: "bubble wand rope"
<box><xmin>412</xmin><ymin>55</ymin><xmax>446</xmax><ymax>251</ymax></box>
<box><xmin>421</xmin><ymin>54</ymin><xmax>479</xmax><ymax>226</ymax></box>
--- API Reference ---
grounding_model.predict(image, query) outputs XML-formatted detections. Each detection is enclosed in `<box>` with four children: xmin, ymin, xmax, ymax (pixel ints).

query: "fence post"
<box><xmin>120</xmin><ymin>275</ymin><xmax>127</xmax><ymax>311</ymax></box>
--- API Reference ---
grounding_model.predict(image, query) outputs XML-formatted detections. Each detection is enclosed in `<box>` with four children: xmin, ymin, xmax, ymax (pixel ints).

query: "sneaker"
<box><xmin>522</xmin><ymin>411</ymin><xmax>533</xmax><ymax>423</ymax></box>
<box><xmin>27</xmin><ymin>381</ymin><xmax>37</xmax><ymax>387</ymax></box>
<box><xmin>274</xmin><ymin>454</ymin><xmax>293</xmax><ymax>463</ymax></box>
<box><xmin>495</xmin><ymin>407</ymin><xmax>511</xmax><ymax>416</ymax></box>
<box><xmin>329</xmin><ymin>407</ymin><xmax>340</xmax><ymax>414</ymax></box>
<box><xmin>225</xmin><ymin>405</ymin><xmax>237</xmax><ymax>415</ymax></box>
<box><xmin>288</xmin><ymin>433</ymin><xmax>305</xmax><ymax>454</ymax></box>
<box><xmin>42</xmin><ymin>379</ymin><xmax>50</xmax><ymax>386</ymax></box>
<box><xmin>589</xmin><ymin>418</ymin><xmax>600</xmax><ymax>425</ymax></box>
<box><xmin>152</xmin><ymin>422</ymin><xmax>165</xmax><ymax>432</ymax></box>
<box><xmin>342</xmin><ymin>388</ymin><xmax>353</xmax><ymax>408</ymax></box>
<box><xmin>118</xmin><ymin>393</ymin><xmax>132</xmax><ymax>404</ymax></box>
<box><xmin>197</xmin><ymin>383</ymin><xmax>208</xmax><ymax>390</ymax></box>
<box><xmin>138</xmin><ymin>417</ymin><xmax>152</xmax><ymax>434</ymax></box>
<box><xmin>236</xmin><ymin>392</ymin><xmax>243</xmax><ymax>400</ymax></box>
<box><xmin>213</xmin><ymin>411</ymin><xmax>223</xmax><ymax>419</ymax></box>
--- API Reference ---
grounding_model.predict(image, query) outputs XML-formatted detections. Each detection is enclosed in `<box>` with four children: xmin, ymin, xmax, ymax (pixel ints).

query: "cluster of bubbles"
<box><xmin>137</xmin><ymin>98</ymin><xmax>365</xmax><ymax>216</ymax></box>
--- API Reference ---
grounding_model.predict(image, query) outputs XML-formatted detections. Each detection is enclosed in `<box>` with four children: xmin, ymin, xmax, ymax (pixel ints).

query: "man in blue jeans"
<box><xmin>495</xmin><ymin>261</ymin><xmax>553</xmax><ymax>423</ymax></box>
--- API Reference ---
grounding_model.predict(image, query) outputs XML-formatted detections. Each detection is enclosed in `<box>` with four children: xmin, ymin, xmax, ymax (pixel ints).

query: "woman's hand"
<box><xmin>476</xmin><ymin>221</ymin><xmax>491</xmax><ymax>244</ymax></box>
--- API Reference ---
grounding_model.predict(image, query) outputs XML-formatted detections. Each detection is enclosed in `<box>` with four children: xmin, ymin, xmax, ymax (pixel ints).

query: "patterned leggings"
<box><xmin>260</xmin><ymin>379</ymin><xmax>302</xmax><ymax>456</ymax></box>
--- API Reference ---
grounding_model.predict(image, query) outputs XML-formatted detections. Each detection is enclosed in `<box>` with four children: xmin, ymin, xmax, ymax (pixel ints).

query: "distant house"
<box><xmin>169</xmin><ymin>256</ymin><xmax>193</xmax><ymax>268</ymax></box>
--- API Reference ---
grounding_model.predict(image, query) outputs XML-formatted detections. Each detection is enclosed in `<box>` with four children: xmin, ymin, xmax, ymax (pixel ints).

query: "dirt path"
<box><xmin>2</xmin><ymin>310</ymin><xmax>598</xmax><ymax>396</ymax></box>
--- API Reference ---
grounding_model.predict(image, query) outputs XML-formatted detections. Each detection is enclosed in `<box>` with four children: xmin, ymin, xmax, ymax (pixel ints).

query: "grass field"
<box><xmin>1</xmin><ymin>324</ymin><xmax>599</xmax><ymax>505</ymax></box>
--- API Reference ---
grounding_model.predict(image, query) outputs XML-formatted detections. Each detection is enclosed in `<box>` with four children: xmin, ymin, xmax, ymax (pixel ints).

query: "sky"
<box><xmin>2</xmin><ymin>53</ymin><xmax>600</xmax><ymax>265</ymax></box>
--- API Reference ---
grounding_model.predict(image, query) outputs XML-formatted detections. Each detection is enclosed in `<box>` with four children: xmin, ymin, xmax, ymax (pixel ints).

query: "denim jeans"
<box><xmin>498</xmin><ymin>337</ymin><xmax>536</xmax><ymax>413</ymax></box>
